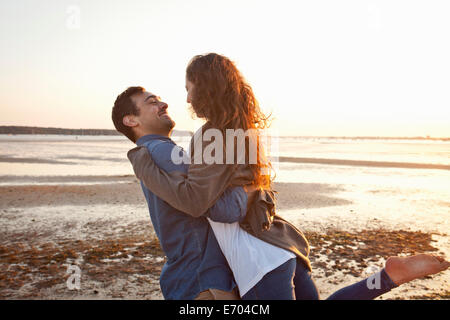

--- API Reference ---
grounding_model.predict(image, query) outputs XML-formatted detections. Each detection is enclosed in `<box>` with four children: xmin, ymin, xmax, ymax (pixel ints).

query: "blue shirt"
<box><xmin>136</xmin><ymin>134</ymin><xmax>247</xmax><ymax>299</ymax></box>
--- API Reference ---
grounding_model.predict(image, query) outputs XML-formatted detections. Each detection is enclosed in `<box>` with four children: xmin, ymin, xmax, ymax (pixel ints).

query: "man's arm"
<box><xmin>129</xmin><ymin>132</ymin><xmax>254</xmax><ymax>217</ymax></box>
<box><xmin>143</xmin><ymin>141</ymin><xmax>249</xmax><ymax>223</ymax></box>
<box><xmin>205</xmin><ymin>186</ymin><xmax>247</xmax><ymax>223</ymax></box>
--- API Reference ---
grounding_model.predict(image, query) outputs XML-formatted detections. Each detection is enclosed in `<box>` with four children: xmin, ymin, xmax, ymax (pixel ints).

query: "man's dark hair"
<box><xmin>112</xmin><ymin>86</ymin><xmax>144</xmax><ymax>142</ymax></box>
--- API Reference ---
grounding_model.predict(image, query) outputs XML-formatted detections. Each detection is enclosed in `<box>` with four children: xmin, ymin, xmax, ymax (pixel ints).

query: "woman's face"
<box><xmin>185</xmin><ymin>78</ymin><xmax>195</xmax><ymax>104</ymax></box>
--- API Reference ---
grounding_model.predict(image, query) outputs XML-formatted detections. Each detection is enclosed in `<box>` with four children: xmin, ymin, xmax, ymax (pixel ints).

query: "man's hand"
<box><xmin>243</xmin><ymin>184</ymin><xmax>260</xmax><ymax>212</ymax></box>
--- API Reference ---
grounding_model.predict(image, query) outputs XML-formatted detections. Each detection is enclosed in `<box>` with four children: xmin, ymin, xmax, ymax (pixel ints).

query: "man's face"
<box><xmin>130</xmin><ymin>91</ymin><xmax>175</xmax><ymax>136</ymax></box>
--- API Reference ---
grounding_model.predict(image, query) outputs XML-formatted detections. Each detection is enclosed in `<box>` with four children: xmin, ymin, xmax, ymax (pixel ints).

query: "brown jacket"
<box><xmin>127</xmin><ymin>128</ymin><xmax>311</xmax><ymax>271</ymax></box>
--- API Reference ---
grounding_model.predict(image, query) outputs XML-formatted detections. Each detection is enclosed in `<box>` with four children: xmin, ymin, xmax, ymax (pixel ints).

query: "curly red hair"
<box><xmin>186</xmin><ymin>53</ymin><xmax>273</xmax><ymax>188</ymax></box>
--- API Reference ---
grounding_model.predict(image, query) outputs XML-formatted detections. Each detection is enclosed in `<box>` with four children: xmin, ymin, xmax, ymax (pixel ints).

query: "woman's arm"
<box><xmin>128</xmin><ymin>145</ymin><xmax>238</xmax><ymax>217</ymax></box>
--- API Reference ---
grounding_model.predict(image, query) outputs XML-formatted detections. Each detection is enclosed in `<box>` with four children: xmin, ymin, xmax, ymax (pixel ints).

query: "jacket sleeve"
<box><xmin>127</xmin><ymin>145</ymin><xmax>238</xmax><ymax>217</ymax></box>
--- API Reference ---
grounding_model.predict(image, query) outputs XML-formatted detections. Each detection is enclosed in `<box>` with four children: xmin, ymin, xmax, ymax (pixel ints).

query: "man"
<box><xmin>112</xmin><ymin>86</ymin><xmax>247</xmax><ymax>299</ymax></box>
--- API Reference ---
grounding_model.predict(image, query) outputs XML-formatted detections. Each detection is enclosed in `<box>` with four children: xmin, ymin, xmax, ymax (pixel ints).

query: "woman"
<box><xmin>128</xmin><ymin>53</ymin><xmax>449</xmax><ymax>299</ymax></box>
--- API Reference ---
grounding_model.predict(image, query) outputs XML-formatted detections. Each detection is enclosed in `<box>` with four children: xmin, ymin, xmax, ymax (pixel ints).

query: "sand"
<box><xmin>0</xmin><ymin>176</ymin><xmax>448</xmax><ymax>300</ymax></box>
<box><xmin>275</xmin><ymin>156</ymin><xmax>450</xmax><ymax>171</ymax></box>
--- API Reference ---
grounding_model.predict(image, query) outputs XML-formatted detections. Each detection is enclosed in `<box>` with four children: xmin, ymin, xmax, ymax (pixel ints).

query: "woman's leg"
<box><xmin>242</xmin><ymin>258</ymin><xmax>297</xmax><ymax>300</ymax></box>
<box><xmin>326</xmin><ymin>254</ymin><xmax>449</xmax><ymax>300</ymax></box>
<box><xmin>243</xmin><ymin>258</ymin><xmax>395</xmax><ymax>300</ymax></box>
<box><xmin>292</xmin><ymin>259</ymin><xmax>396</xmax><ymax>300</ymax></box>
<box><xmin>244</xmin><ymin>254</ymin><xmax>449</xmax><ymax>300</ymax></box>
<box><xmin>326</xmin><ymin>268</ymin><xmax>397</xmax><ymax>300</ymax></box>
<box><xmin>292</xmin><ymin>259</ymin><xmax>320</xmax><ymax>300</ymax></box>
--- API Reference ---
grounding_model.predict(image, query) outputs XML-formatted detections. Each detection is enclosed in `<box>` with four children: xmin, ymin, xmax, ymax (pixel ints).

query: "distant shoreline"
<box><xmin>0</xmin><ymin>126</ymin><xmax>448</xmax><ymax>141</ymax></box>
<box><xmin>0</xmin><ymin>126</ymin><xmax>193</xmax><ymax>137</ymax></box>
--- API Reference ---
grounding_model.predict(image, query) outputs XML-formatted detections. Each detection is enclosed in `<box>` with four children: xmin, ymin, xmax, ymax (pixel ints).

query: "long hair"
<box><xmin>186</xmin><ymin>53</ymin><xmax>273</xmax><ymax>188</ymax></box>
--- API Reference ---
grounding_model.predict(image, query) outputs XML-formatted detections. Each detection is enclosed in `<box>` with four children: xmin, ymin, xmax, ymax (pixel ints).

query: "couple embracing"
<box><xmin>112</xmin><ymin>53</ymin><xmax>449</xmax><ymax>300</ymax></box>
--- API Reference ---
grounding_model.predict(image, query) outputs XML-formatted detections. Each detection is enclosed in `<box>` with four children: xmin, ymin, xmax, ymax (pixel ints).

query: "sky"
<box><xmin>0</xmin><ymin>0</ymin><xmax>449</xmax><ymax>137</ymax></box>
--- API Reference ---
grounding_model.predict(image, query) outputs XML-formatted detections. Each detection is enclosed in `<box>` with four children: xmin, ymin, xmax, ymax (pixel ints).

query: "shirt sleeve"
<box><xmin>128</xmin><ymin>144</ymin><xmax>240</xmax><ymax>217</ymax></box>
<box><xmin>144</xmin><ymin>141</ymin><xmax>189</xmax><ymax>173</ymax></box>
<box><xmin>138</xmin><ymin>141</ymin><xmax>248</xmax><ymax>222</ymax></box>
<box><xmin>205</xmin><ymin>186</ymin><xmax>247</xmax><ymax>223</ymax></box>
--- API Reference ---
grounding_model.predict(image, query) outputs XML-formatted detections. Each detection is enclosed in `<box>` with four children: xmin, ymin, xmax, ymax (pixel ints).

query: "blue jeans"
<box><xmin>242</xmin><ymin>258</ymin><xmax>398</xmax><ymax>300</ymax></box>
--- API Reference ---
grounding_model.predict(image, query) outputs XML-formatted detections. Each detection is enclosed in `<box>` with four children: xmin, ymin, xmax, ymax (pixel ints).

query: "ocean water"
<box><xmin>276</xmin><ymin>136</ymin><xmax>450</xmax><ymax>165</ymax></box>
<box><xmin>0</xmin><ymin>134</ymin><xmax>449</xmax><ymax>236</ymax></box>
<box><xmin>0</xmin><ymin>135</ymin><xmax>190</xmax><ymax>177</ymax></box>
<box><xmin>1</xmin><ymin>134</ymin><xmax>449</xmax><ymax>177</ymax></box>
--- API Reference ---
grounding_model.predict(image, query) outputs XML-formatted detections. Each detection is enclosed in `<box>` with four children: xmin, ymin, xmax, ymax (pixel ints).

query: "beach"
<box><xmin>3</xmin><ymin>0</ymin><xmax>450</xmax><ymax>303</ymax></box>
<box><xmin>1</xmin><ymin>176</ymin><xmax>448</xmax><ymax>300</ymax></box>
<box><xmin>0</xmin><ymin>135</ymin><xmax>449</xmax><ymax>300</ymax></box>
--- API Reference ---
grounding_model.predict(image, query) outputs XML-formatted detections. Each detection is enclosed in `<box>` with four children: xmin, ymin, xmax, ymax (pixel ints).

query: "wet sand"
<box><xmin>0</xmin><ymin>177</ymin><xmax>448</xmax><ymax>300</ymax></box>
<box><xmin>276</xmin><ymin>156</ymin><xmax>450</xmax><ymax>171</ymax></box>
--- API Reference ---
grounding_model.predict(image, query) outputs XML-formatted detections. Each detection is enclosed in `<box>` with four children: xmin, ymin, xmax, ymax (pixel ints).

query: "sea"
<box><xmin>0</xmin><ymin>134</ymin><xmax>449</xmax><ymax>237</ymax></box>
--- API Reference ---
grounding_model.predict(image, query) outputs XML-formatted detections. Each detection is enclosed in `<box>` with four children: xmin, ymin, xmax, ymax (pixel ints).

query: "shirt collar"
<box><xmin>136</xmin><ymin>134</ymin><xmax>173</xmax><ymax>146</ymax></box>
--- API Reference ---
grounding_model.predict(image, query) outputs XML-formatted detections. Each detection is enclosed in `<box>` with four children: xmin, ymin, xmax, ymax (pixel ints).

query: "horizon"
<box><xmin>1</xmin><ymin>124</ymin><xmax>449</xmax><ymax>140</ymax></box>
<box><xmin>1</xmin><ymin>1</ymin><xmax>449</xmax><ymax>137</ymax></box>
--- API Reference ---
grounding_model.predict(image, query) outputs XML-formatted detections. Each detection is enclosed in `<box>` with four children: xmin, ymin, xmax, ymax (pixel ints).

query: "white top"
<box><xmin>207</xmin><ymin>218</ymin><xmax>296</xmax><ymax>297</ymax></box>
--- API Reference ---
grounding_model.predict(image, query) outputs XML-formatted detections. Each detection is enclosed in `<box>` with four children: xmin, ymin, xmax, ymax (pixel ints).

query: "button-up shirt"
<box><xmin>136</xmin><ymin>134</ymin><xmax>247</xmax><ymax>299</ymax></box>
